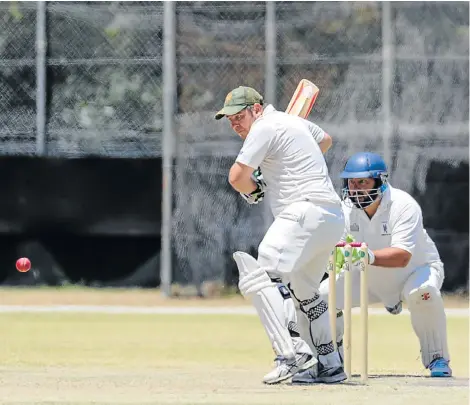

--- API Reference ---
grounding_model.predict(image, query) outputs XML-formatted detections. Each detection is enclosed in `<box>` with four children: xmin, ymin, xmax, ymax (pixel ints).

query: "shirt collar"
<box><xmin>251</xmin><ymin>104</ymin><xmax>276</xmax><ymax>130</ymax></box>
<box><xmin>262</xmin><ymin>104</ymin><xmax>276</xmax><ymax>115</ymax></box>
<box><xmin>374</xmin><ymin>184</ymin><xmax>392</xmax><ymax>216</ymax></box>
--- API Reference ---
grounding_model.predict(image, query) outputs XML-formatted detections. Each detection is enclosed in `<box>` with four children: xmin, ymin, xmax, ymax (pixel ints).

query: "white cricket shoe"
<box><xmin>263</xmin><ymin>353</ymin><xmax>317</xmax><ymax>385</ymax></box>
<box><xmin>292</xmin><ymin>361</ymin><xmax>347</xmax><ymax>384</ymax></box>
<box><xmin>292</xmin><ymin>350</ymin><xmax>348</xmax><ymax>384</ymax></box>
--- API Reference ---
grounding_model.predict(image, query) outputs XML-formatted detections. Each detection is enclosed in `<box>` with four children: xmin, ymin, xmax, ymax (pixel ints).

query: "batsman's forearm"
<box><xmin>371</xmin><ymin>247</ymin><xmax>412</xmax><ymax>268</ymax></box>
<box><xmin>230</xmin><ymin>177</ymin><xmax>258</xmax><ymax>194</ymax></box>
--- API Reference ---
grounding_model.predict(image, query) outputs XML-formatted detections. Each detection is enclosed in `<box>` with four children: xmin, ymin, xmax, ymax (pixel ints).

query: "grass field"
<box><xmin>0</xmin><ymin>287</ymin><xmax>468</xmax><ymax>404</ymax></box>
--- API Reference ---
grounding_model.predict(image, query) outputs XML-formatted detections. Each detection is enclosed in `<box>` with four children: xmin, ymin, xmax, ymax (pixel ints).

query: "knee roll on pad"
<box><xmin>234</xmin><ymin>252</ymin><xmax>273</xmax><ymax>296</ymax></box>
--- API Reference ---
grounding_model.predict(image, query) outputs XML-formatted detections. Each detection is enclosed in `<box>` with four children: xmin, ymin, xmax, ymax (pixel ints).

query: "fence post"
<box><xmin>160</xmin><ymin>2</ymin><xmax>177</xmax><ymax>297</ymax></box>
<box><xmin>263</xmin><ymin>1</ymin><xmax>276</xmax><ymax>229</ymax></box>
<box><xmin>382</xmin><ymin>1</ymin><xmax>394</xmax><ymax>179</ymax></box>
<box><xmin>36</xmin><ymin>1</ymin><xmax>47</xmax><ymax>156</ymax></box>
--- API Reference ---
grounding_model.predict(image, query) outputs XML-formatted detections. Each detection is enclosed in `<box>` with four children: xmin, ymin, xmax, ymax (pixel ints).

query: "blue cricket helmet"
<box><xmin>340</xmin><ymin>152</ymin><xmax>388</xmax><ymax>179</ymax></box>
<box><xmin>340</xmin><ymin>152</ymin><xmax>389</xmax><ymax>209</ymax></box>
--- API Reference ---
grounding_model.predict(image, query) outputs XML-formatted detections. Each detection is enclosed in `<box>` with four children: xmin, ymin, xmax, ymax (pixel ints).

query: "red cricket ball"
<box><xmin>16</xmin><ymin>257</ymin><xmax>31</xmax><ymax>273</ymax></box>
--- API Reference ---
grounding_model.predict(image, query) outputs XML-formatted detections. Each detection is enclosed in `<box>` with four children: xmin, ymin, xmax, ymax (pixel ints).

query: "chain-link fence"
<box><xmin>0</xmin><ymin>2</ymin><xmax>468</xmax><ymax>293</ymax></box>
<box><xmin>0</xmin><ymin>1</ymin><xmax>165</xmax><ymax>157</ymax></box>
<box><xmin>46</xmin><ymin>2</ymin><xmax>165</xmax><ymax>156</ymax></box>
<box><xmin>0</xmin><ymin>2</ymin><xmax>37</xmax><ymax>154</ymax></box>
<box><xmin>169</xmin><ymin>2</ymin><xmax>469</xmax><ymax>293</ymax></box>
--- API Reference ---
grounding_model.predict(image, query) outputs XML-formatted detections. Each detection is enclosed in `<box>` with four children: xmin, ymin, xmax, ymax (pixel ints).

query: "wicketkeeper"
<box><xmin>315</xmin><ymin>152</ymin><xmax>452</xmax><ymax>379</ymax></box>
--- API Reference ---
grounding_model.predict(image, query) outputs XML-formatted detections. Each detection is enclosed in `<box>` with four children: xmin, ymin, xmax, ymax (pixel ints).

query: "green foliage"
<box><xmin>8</xmin><ymin>1</ymin><xmax>23</xmax><ymax>21</ymax></box>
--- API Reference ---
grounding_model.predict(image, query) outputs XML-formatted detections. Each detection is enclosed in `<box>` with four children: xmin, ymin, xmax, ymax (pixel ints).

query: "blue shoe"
<box><xmin>429</xmin><ymin>357</ymin><xmax>452</xmax><ymax>377</ymax></box>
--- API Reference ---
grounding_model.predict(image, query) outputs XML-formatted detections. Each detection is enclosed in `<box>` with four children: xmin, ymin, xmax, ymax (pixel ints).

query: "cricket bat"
<box><xmin>285</xmin><ymin>79</ymin><xmax>319</xmax><ymax>119</ymax></box>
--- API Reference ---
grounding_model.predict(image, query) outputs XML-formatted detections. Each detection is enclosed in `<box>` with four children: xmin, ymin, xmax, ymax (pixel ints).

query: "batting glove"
<box><xmin>240</xmin><ymin>168</ymin><xmax>267</xmax><ymax>205</ymax></box>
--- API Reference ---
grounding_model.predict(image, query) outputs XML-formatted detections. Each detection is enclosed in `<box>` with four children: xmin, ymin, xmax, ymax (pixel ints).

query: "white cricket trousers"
<box><xmin>320</xmin><ymin>261</ymin><xmax>450</xmax><ymax>367</ymax></box>
<box><xmin>258</xmin><ymin>200</ymin><xmax>344</xmax><ymax>295</ymax></box>
<box><xmin>257</xmin><ymin>200</ymin><xmax>345</xmax><ymax>359</ymax></box>
<box><xmin>319</xmin><ymin>261</ymin><xmax>445</xmax><ymax>310</ymax></box>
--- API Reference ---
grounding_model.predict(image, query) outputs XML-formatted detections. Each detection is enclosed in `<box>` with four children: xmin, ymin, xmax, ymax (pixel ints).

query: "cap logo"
<box><xmin>225</xmin><ymin>92</ymin><xmax>233</xmax><ymax>104</ymax></box>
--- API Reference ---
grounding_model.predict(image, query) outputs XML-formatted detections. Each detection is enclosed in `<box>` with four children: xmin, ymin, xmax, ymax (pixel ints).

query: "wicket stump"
<box><xmin>328</xmin><ymin>242</ymin><xmax>369</xmax><ymax>383</ymax></box>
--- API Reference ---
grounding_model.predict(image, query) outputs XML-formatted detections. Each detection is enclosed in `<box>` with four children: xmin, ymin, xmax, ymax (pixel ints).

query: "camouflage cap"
<box><xmin>214</xmin><ymin>86</ymin><xmax>263</xmax><ymax>120</ymax></box>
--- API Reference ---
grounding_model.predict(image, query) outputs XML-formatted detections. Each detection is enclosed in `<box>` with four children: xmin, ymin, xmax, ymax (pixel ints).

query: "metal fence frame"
<box><xmin>158</xmin><ymin>1</ymin><xmax>398</xmax><ymax>295</ymax></box>
<box><xmin>22</xmin><ymin>2</ymin><xmax>467</xmax><ymax>295</ymax></box>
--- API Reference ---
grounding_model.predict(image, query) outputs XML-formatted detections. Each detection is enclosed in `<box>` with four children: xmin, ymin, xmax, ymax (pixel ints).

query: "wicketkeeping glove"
<box><xmin>240</xmin><ymin>167</ymin><xmax>267</xmax><ymax>205</ymax></box>
<box><xmin>334</xmin><ymin>234</ymin><xmax>375</xmax><ymax>272</ymax></box>
<box><xmin>334</xmin><ymin>234</ymin><xmax>357</xmax><ymax>273</ymax></box>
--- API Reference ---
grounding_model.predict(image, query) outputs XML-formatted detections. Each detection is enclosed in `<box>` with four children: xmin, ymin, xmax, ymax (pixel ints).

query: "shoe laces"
<box><xmin>429</xmin><ymin>358</ymin><xmax>448</xmax><ymax>369</ymax></box>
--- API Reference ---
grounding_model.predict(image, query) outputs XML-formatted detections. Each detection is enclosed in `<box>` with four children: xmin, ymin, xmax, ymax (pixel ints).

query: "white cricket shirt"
<box><xmin>342</xmin><ymin>185</ymin><xmax>442</xmax><ymax>296</ymax></box>
<box><xmin>235</xmin><ymin>105</ymin><xmax>341</xmax><ymax>217</ymax></box>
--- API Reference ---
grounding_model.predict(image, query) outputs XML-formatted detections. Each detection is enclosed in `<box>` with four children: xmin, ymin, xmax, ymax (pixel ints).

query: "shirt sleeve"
<box><xmin>338</xmin><ymin>227</ymin><xmax>349</xmax><ymax>244</ymax></box>
<box><xmin>299</xmin><ymin>118</ymin><xmax>325</xmax><ymax>143</ymax></box>
<box><xmin>390</xmin><ymin>202</ymin><xmax>422</xmax><ymax>255</ymax></box>
<box><xmin>235</xmin><ymin>122</ymin><xmax>273</xmax><ymax>169</ymax></box>
<box><xmin>338</xmin><ymin>204</ymin><xmax>351</xmax><ymax>243</ymax></box>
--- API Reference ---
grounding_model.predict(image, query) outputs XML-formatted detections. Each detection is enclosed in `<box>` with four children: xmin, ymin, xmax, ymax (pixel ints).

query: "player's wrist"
<box><xmin>368</xmin><ymin>249</ymin><xmax>375</xmax><ymax>265</ymax></box>
<box><xmin>251</xmin><ymin>168</ymin><xmax>266</xmax><ymax>191</ymax></box>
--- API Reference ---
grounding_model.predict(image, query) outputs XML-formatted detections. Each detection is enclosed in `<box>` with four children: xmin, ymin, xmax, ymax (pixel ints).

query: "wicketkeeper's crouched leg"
<box><xmin>402</xmin><ymin>262</ymin><xmax>451</xmax><ymax>375</ymax></box>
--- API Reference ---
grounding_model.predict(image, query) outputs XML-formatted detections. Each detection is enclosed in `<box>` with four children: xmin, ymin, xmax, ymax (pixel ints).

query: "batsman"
<box><xmin>215</xmin><ymin>86</ymin><xmax>346</xmax><ymax>384</ymax></box>
<box><xmin>319</xmin><ymin>152</ymin><xmax>452</xmax><ymax>378</ymax></box>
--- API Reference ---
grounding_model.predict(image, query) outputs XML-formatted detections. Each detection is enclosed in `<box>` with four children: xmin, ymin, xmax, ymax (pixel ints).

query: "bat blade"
<box><xmin>285</xmin><ymin>79</ymin><xmax>319</xmax><ymax>119</ymax></box>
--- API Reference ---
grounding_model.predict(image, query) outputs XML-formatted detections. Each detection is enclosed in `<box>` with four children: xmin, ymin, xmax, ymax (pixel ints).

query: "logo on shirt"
<box><xmin>381</xmin><ymin>221</ymin><xmax>390</xmax><ymax>235</ymax></box>
<box><xmin>350</xmin><ymin>223</ymin><xmax>359</xmax><ymax>232</ymax></box>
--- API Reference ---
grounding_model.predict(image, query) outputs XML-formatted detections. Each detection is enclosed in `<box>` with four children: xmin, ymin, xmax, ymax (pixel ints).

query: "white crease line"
<box><xmin>0</xmin><ymin>305</ymin><xmax>467</xmax><ymax>317</ymax></box>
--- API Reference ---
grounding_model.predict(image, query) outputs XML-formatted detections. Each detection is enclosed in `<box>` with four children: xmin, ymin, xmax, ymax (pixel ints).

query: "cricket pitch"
<box><xmin>0</xmin><ymin>287</ymin><xmax>467</xmax><ymax>405</ymax></box>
